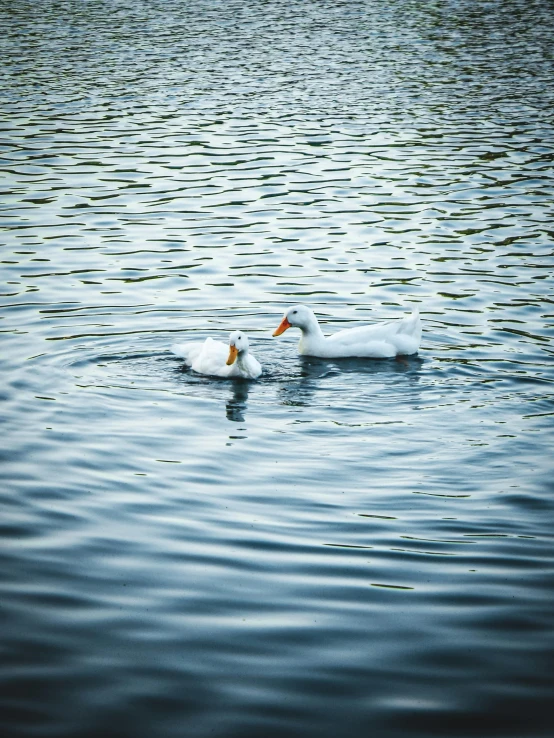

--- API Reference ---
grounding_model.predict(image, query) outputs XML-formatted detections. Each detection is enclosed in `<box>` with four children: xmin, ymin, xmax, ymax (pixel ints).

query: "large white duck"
<box><xmin>273</xmin><ymin>304</ymin><xmax>421</xmax><ymax>358</ymax></box>
<box><xmin>172</xmin><ymin>330</ymin><xmax>262</xmax><ymax>378</ymax></box>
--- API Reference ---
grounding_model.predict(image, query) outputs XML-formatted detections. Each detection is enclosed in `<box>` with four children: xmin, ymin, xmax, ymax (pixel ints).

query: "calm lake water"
<box><xmin>1</xmin><ymin>1</ymin><xmax>553</xmax><ymax>736</ymax></box>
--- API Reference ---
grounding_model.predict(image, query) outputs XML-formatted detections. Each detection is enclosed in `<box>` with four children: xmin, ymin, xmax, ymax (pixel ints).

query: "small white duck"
<box><xmin>172</xmin><ymin>330</ymin><xmax>262</xmax><ymax>378</ymax></box>
<box><xmin>273</xmin><ymin>304</ymin><xmax>421</xmax><ymax>358</ymax></box>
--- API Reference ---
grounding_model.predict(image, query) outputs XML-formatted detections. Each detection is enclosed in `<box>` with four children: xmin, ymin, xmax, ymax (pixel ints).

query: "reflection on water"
<box><xmin>298</xmin><ymin>354</ymin><xmax>424</xmax><ymax>379</ymax></box>
<box><xmin>277</xmin><ymin>354</ymin><xmax>425</xmax><ymax>410</ymax></box>
<box><xmin>1</xmin><ymin>0</ymin><xmax>553</xmax><ymax>737</ymax></box>
<box><xmin>226</xmin><ymin>380</ymin><xmax>250</xmax><ymax>423</ymax></box>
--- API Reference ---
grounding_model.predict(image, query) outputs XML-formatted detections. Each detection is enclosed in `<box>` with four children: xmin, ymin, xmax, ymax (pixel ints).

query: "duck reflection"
<box><xmin>299</xmin><ymin>354</ymin><xmax>424</xmax><ymax>378</ymax></box>
<box><xmin>278</xmin><ymin>354</ymin><xmax>423</xmax><ymax>407</ymax></box>
<box><xmin>277</xmin><ymin>357</ymin><xmax>331</xmax><ymax>406</ymax></box>
<box><xmin>226</xmin><ymin>379</ymin><xmax>250</xmax><ymax>423</ymax></box>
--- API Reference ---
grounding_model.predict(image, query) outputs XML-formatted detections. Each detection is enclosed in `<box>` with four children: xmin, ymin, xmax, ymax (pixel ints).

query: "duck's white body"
<box><xmin>273</xmin><ymin>305</ymin><xmax>421</xmax><ymax>358</ymax></box>
<box><xmin>172</xmin><ymin>331</ymin><xmax>262</xmax><ymax>378</ymax></box>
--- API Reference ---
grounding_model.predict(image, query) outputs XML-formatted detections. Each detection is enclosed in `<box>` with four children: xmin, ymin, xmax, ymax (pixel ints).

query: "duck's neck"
<box><xmin>235</xmin><ymin>351</ymin><xmax>249</xmax><ymax>371</ymax></box>
<box><xmin>298</xmin><ymin>316</ymin><xmax>325</xmax><ymax>352</ymax></box>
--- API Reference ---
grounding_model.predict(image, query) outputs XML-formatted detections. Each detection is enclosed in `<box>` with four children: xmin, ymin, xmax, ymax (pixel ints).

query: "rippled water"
<box><xmin>2</xmin><ymin>1</ymin><xmax>553</xmax><ymax>736</ymax></box>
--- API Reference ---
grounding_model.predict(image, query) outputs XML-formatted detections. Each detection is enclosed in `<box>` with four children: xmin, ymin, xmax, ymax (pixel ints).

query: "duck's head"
<box><xmin>226</xmin><ymin>330</ymin><xmax>249</xmax><ymax>365</ymax></box>
<box><xmin>273</xmin><ymin>305</ymin><xmax>315</xmax><ymax>336</ymax></box>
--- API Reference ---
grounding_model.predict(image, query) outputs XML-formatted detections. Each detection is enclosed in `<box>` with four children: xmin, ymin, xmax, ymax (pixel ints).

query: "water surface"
<box><xmin>1</xmin><ymin>1</ymin><xmax>553</xmax><ymax>737</ymax></box>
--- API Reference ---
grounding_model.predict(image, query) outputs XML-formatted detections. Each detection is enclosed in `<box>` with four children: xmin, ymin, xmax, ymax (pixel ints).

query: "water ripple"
<box><xmin>1</xmin><ymin>0</ymin><xmax>553</xmax><ymax>737</ymax></box>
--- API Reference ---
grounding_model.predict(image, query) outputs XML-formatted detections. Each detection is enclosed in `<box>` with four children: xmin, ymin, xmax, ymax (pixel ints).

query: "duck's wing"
<box><xmin>171</xmin><ymin>340</ymin><xmax>204</xmax><ymax>363</ymax></box>
<box><xmin>327</xmin><ymin>311</ymin><xmax>421</xmax><ymax>356</ymax></box>
<box><xmin>190</xmin><ymin>338</ymin><xmax>231</xmax><ymax>376</ymax></box>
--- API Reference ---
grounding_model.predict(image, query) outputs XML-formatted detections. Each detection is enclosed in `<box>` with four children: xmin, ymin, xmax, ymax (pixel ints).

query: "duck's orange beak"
<box><xmin>226</xmin><ymin>345</ymin><xmax>239</xmax><ymax>365</ymax></box>
<box><xmin>273</xmin><ymin>317</ymin><xmax>291</xmax><ymax>337</ymax></box>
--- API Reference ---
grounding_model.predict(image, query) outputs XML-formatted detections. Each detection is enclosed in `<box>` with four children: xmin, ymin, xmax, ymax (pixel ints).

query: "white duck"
<box><xmin>172</xmin><ymin>330</ymin><xmax>262</xmax><ymax>378</ymax></box>
<box><xmin>273</xmin><ymin>304</ymin><xmax>421</xmax><ymax>358</ymax></box>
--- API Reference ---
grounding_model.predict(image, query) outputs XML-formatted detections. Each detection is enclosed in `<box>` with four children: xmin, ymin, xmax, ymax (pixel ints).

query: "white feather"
<box><xmin>274</xmin><ymin>305</ymin><xmax>421</xmax><ymax>358</ymax></box>
<box><xmin>172</xmin><ymin>331</ymin><xmax>262</xmax><ymax>378</ymax></box>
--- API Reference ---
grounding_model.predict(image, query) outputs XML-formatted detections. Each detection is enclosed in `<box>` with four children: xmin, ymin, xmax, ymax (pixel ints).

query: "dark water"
<box><xmin>1</xmin><ymin>1</ymin><xmax>553</xmax><ymax>736</ymax></box>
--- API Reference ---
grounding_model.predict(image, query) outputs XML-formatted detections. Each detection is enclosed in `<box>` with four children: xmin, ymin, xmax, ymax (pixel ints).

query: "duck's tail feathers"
<box><xmin>406</xmin><ymin>309</ymin><xmax>422</xmax><ymax>343</ymax></box>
